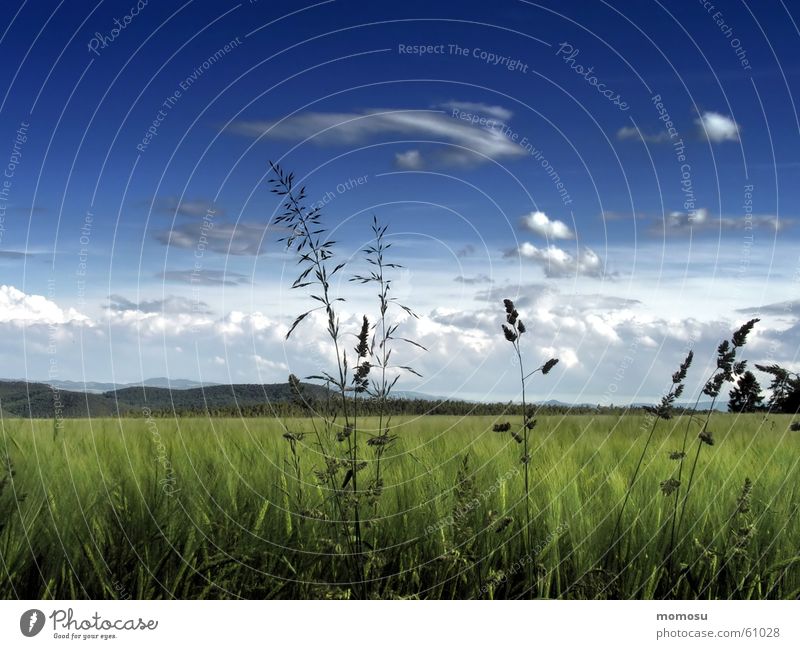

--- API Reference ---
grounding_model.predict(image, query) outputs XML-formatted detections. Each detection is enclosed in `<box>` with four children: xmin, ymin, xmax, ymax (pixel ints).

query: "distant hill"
<box><xmin>0</xmin><ymin>380</ymin><xmax>123</xmax><ymax>418</ymax></box>
<box><xmin>43</xmin><ymin>377</ymin><xmax>218</xmax><ymax>394</ymax></box>
<box><xmin>108</xmin><ymin>382</ymin><xmax>330</xmax><ymax>412</ymax></box>
<box><xmin>0</xmin><ymin>378</ymin><xmax>730</xmax><ymax>418</ymax></box>
<box><xmin>0</xmin><ymin>379</ymin><xmax>329</xmax><ymax>418</ymax></box>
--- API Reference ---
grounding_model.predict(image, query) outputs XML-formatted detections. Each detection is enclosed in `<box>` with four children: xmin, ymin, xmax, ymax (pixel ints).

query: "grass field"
<box><xmin>1</xmin><ymin>413</ymin><xmax>798</xmax><ymax>599</ymax></box>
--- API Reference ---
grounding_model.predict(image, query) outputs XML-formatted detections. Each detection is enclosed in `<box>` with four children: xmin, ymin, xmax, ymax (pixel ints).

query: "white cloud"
<box><xmin>519</xmin><ymin>211</ymin><xmax>574</xmax><ymax>240</ymax></box>
<box><xmin>654</xmin><ymin>207</ymin><xmax>785</xmax><ymax>235</ymax></box>
<box><xmin>227</xmin><ymin>109</ymin><xmax>525</xmax><ymax>166</ymax></box>
<box><xmin>695</xmin><ymin>111</ymin><xmax>740</xmax><ymax>142</ymax></box>
<box><xmin>0</xmin><ymin>285</ymin><xmax>89</xmax><ymax>324</ymax></box>
<box><xmin>1</xmin><ymin>276</ymin><xmax>797</xmax><ymax>405</ymax></box>
<box><xmin>108</xmin><ymin>294</ymin><xmax>212</xmax><ymax>315</ymax></box>
<box><xmin>506</xmin><ymin>243</ymin><xmax>606</xmax><ymax>278</ymax></box>
<box><xmin>617</xmin><ymin>126</ymin><xmax>671</xmax><ymax>143</ymax></box>
<box><xmin>394</xmin><ymin>149</ymin><xmax>425</xmax><ymax>169</ymax></box>
<box><xmin>158</xmin><ymin>269</ymin><xmax>250</xmax><ymax>286</ymax></box>
<box><xmin>435</xmin><ymin>101</ymin><xmax>513</xmax><ymax>121</ymax></box>
<box><xmin>252</xmin><ymin>354</ymin><xmax>289</xmax><ymax>372</ymax></box>
<box><xmin>454</xmin><ymin>274</ymin><xmax>493</xmax><ymax>285</ymax></box>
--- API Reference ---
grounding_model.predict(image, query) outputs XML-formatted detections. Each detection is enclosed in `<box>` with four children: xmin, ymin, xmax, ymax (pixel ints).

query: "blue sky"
<box><xmin>0</xmin><ymin>0</ymin><xmax>798</xmax><ymax>402</ymax></box>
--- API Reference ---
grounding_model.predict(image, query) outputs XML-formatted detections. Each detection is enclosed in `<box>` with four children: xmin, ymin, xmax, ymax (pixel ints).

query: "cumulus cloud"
<box><xmin>0</xmin><ymin>285</ymin><xmax>89</xmax><ymax>324</ymax></box>
<box><xmin>519</xmin><ymin>211</ymin><xmax>574</xmax><ymax>239</ymax></box>
<box><xmin>505</xmin><ymin>243</ymin><xmax>606</xmax><ymax>278</ymax></box>
<box><xmin>154</xmin><ymin>220</ymin><xmax>284</xmax><ymax>256</ymax></box>
<box><xmin>158</xmin><ymin>269</ymin><xmax>250</xmax><ymax>286</ymax></box>
<box><xmin>107</xmin><ymin>294</ymin><xmax>213</xmax><ymax>315</ymax></box>
<box><xmin>2</xmin><ymin>279</ymin><xmax>797</xmax><ymax>404</ymax></box>
<box><xmin>617</xmin><ymin>126</ymin><xmax>671</xmax><ymax>143</ymax></box>
<box><xmin>394</xmin><ymin>149</ymin><xmax>425</xmax><ymax>169</ymax></box>
<box><xmin>695</xmin><ymin>111</ymin><xmax>740</xmax><ymax>142</ymax></box>
<box><xmin>227</xmin><ymin>108</ymin><xmax>525</xmax><ymax>167</ymax></box>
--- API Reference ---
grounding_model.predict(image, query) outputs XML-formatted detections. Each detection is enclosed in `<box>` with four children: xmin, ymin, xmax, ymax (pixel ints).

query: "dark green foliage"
<box><xmin>755</xmin><ymin>363</ymin><xmax>800</xmax><ymax>414</ymax></box>
<box><xmin>728</xmin><ymin>371</ymin><xmax>764</xmax><ymax>413</ymax></box>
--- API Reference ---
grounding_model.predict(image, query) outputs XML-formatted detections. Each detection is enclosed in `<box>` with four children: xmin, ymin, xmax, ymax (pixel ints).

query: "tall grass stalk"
<box><xmin>500</xmin><ymin>298</ymin><xmax>557</xmax><ymax>593</ymax></box>
<box><xmin>270</xmin><ymin>163</ymin><xmax>368</xmax><ymax>596</ymax></box>
<box><xmin>352</xmin><ymin>216</ymin><xmax>424</xmax><ymax>517</ymax></box>
<box><xmin>613</xmin><ymin>351</ymin><xmax>693</xmax><ymax>546</ymax></box>
<box><xmin>668</xmin><ymin>319</ymin><xmax>758</xmax><ymax>569</ymax></box>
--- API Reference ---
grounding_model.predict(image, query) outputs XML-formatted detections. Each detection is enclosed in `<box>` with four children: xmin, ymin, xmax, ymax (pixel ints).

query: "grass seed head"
<box><xmin>672</xmin><ymin>350</ymin><xmax>694</xmax><ymax>383</ymax></box>
<box><xmin>699</xmin><ymin>430</ymin><xmax>715</xmax><ymax>446</ymax></box>
<box><xmin>735</xmin><ymin>477</ymin><xmax>753</xmax><ymax>514</ymax></box>
<box><xmin>494</xmin><ymin>516</ymin><xmax>514</xmax><ymax>533</ymax></box>
<box><xmin>660</xmin><ymin>477</ymin><xmax>681</xmax><ymax>496</ymax></box>
<box><xmin>355</xmin><ymin>315</ymin><xmax>370</xmax><ymax>358</ymax></box>
<box><xmin>732</xmin><ymin>318</ymin><xmax>759</xmax><ymax>348</ymax></box>
<box><xmin>542</xmin><ymin>358</ymin><xmax>559</xmax><ymax>375</ymax></box>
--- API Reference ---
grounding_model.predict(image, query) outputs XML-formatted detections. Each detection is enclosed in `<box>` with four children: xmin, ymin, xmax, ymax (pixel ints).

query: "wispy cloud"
<box><xmin>652</xmin><ymin>207</ymin><xmax>786</xmax><ymax>235</ymax></box>
<box><xmin>0</xmin><ymin>250</ymin><xmax>33</xmax><ymax>259</ymax></box>
<box><xmin>227</xmin><ymin>108</ymin><xmax>525</xmax><ymax>167</ymax></box>
<box><xmin>158</xmin><ymin>269</ymin><xmax>250</xmax><ymax>286</ymax></box>
<box><xmin>154</xmin><ymin>220</ymin><xmax>284</xmax><ymax>256</ymax></box>
<box><xmin>618</xmin><ymin>110</ymin><xmax>740</xmax><ymax>144</ymax></box>
<box><xmin>454</xmin><ymin>274</ymin><xmax>493</xmax><ymax>285</ymax></box>
<box><xmin>435</xmin><ymin>101</ymin><xmax>513</xmax><ymax>121</ymax></box>
<box><xmin>616</xmin><ymin>126</ymin><xmax>671</xmax><ymax>143</ymax></box>
<box><xmin>735</xmin><ymin>300</ymin><xmax>800</xmax><ymax>318</ymax></box>
<box><xmin>474</xmin><ymin>282</ymin><xmax>552</xmax><ymax>306</ymax></box>
<box><xmin>519</xmin><ymin>211</ymin><xmax>574</xmax><ymax>239</ymax></box>
<box><xmin>456</xmin><ymin>244</ymin><xmax>476</xmax><ymax>258</ymax></box>
<box><xmin>147</xmin><ymin>196</ymin><xmax>224</xmax><ymax>217</ymax></box>
<box><xmin>107</xmin><ymin>294</ymin><xmax>213</xmax><ymax>315</ymax></box>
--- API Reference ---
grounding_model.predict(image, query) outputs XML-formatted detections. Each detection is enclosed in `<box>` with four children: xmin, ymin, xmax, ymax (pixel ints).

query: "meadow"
<box><xmin>1</xmin><ymin>412</ymin><xmax>798</xmax><ymax>599</ymax></box>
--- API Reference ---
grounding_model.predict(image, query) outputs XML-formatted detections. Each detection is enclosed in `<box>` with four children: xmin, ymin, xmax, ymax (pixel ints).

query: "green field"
<box><xmin>1</xmin><ymin>413</ymin><xmax>798</xmax><ymax>599</ymax></box>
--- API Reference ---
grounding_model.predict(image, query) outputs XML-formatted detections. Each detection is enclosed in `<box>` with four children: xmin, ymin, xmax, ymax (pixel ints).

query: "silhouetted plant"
<box><xmin>613</xmin><ymin>350</ymin><xmax>693</xmax><ymax>544</ymax></box>
<box><xmin>669</xmin><ymin>319</ymin><xmax>759</xmax><ymax>564</ymax></box>
<box><xmin>499</xmin><ymin>298</ymin><xmax>558</xmax><ymax>591</ymax></box>
<box><xmin>351</xmin><ymin>216</ymin><xmax>425</xmax><ymax>512</ymax></box>
<box><xmin>270</xmin><ymin>162</ymin><xmax>371</xmax><ymax>595</ymax></box>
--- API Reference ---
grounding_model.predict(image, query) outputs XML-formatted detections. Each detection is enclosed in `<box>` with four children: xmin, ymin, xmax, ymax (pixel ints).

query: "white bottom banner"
<box><xmin>0</xmin><ymin>600</ymin><xmax>797</xmax><ymax>648</ymax></box>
